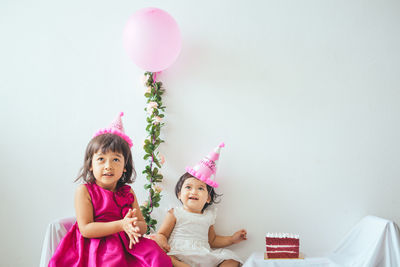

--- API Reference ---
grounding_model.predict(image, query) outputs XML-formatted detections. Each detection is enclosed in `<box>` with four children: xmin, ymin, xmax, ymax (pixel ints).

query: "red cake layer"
<box><xmin>266</xmin><ymin>252</ymin><xmax>299</xmax><ymax>259</ymax></box>
<box><xmin>266</xmin><ymin>246</ymin><xmax>299</xmax><ymax>253</ymax></box>
<box><xmin>265</xmin><ymin>237</ymin><xmax>299</xmax><ymax>246</ymax></box>
<box><xmin>265</xmin><ymin>235</ymin><xmax>300</xmax><ymax>259</ymax></box>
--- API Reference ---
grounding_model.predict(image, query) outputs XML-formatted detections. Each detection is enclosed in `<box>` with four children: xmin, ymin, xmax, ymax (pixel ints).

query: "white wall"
<box><xmin>1</xmin><ymin>0</ymin><xmax>400</xmax><ymax>266</ymax></box>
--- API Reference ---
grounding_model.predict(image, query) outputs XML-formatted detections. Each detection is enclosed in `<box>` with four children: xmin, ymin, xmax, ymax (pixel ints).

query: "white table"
<box><xmin>243</xmin><ymin>252</ymin><xmax>337</xmax><ymax>267</ymax></box>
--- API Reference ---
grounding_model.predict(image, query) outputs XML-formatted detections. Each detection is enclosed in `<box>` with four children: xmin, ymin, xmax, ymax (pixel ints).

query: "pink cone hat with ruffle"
<box><xmin>93</xmin><ymin>112</ymin><xmax>133</xmax><ymax>148</ymax></box>
<box><xmin>185</xmin><ymin>142</ymin><xmax>225</xmax><ymax>188</ymax></box>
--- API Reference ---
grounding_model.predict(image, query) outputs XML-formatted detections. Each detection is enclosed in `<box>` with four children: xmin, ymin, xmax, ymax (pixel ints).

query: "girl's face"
<box><xmin>90</xmin><ymin>150</ymin><xmax>125</xmax><ymax>191</ymax></box>
<box><xmin>178</xmin><ymin>177</ymin><xmax>211</xmax><ymax>213</ymax></box>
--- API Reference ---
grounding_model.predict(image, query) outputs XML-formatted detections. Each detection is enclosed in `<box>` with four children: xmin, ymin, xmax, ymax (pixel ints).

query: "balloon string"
<box><xmin>153</xmin><ymin>71</ymin><xmax>162</xmax><ymax>83</ymax></box>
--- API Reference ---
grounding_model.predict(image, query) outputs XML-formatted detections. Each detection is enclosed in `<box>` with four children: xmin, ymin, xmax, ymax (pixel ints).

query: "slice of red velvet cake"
<box><xmin>265</xmin><ymin>233</ymin><xmax>300</xmax><ymax>259</ymax></box>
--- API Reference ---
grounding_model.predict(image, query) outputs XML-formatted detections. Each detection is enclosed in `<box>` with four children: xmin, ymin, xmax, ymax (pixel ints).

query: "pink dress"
<box><xmin>49</xmin><ymin>183</ymin><xmax>172</xmax><ymax>267</ymax></box>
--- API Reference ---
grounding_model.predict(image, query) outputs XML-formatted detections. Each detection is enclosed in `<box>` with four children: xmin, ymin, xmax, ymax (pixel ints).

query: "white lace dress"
<box><xmin>167</xmin><ymin>206</ymin><xmax>242</xmax><ymax>267</ymax></box>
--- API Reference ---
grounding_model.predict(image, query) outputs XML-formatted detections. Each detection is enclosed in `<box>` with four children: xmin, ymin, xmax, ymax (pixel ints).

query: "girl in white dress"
<box><xmin>155</xmin><ymin>143</ymin><xmax>247</xmax><ymax>267</ymax></box>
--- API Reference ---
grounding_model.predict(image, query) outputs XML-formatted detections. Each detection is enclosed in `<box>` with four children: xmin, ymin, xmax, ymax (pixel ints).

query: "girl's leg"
<box><xmin>218</xmin><ymin>259</ymin><xmax>240</xmax><ymax>267</ymax></box>
<box><xmin>170</xmin><ymin>255</ymin><xmax>190</xmax><ymax>267</ymax></box>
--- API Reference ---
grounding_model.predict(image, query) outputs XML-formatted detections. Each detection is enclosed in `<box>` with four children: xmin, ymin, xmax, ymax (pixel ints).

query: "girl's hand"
<box><xmin>231</xmin><ymin>229</ymin><xmax>247</xmax><ymax>244</ymax></box>
<box><xmin>129</xmin><ymin>208</ymin><xmax>141</xmax><ymax>233</ymax></box>
<box><xmin>122</xmin><ymin>209</ymin><xmax>141</xmax><ymax>249</ymax></box>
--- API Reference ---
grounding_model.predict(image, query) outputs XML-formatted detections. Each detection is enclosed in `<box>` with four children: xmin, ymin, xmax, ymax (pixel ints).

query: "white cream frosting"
<box><xmin>265</xmin><ymin>232</ymin><xmax>300</xmax><ymax>239</ymax></box>
<box><xmin>266</xmin><ymin>245</ymin><xmax>299</xmax><ymax>248</ymax></box>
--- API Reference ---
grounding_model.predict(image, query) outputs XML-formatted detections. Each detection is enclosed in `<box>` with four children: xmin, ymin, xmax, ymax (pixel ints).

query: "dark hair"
<box><xmin>175</xmin><ymin>172</ymin><xmax>222</xmax><ymax>211</ymax></box>
<box><xmin>75</xmin><ymin>134</ymin><xmax>136</xmax><ymax>187</ymax></box>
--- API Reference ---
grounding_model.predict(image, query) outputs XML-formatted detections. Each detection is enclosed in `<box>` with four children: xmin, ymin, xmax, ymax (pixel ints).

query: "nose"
<box><xmin>104</xmin><ymin>160</ymin><xmax>112</xmax><ymax>170</ymax></box>
<box><xmin>190</xmin><ymin>188</ymin><xmax>198</xmax><ymax>194</ymax></box>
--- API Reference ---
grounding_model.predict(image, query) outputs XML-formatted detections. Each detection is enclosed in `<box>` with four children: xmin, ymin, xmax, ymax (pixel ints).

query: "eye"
<box><xmin>97</xmin><ymin>157</ymin><xmax>104</xmax><ymax>161</ymax></box>
<box><xmin>113</xmin><ymin>158</ymin><xmax>120</xmax><ymax>162</ymax></box>
<box><xmin>199</xmin><ymin>187</ymin><xmax>204</xmax><ymax>191</ymax></box>
<box><xmin>185</xmin><ymin>186</ymin><xmax>191</xmax><ymax>189</ymax></box>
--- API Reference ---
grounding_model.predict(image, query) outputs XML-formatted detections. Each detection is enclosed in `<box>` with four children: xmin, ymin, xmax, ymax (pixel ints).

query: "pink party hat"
<box><xmin>93</xmin><ymin>112</ymin><xmax>133</xmax><ymax>148</ymax></box>
<box><xmin>185</xmin><ymin>142</ymin><xmax>225</xmax><ymax>188</ymax></box>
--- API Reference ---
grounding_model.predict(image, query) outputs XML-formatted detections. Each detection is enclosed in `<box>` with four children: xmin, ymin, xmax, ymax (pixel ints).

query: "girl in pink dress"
<box><xmin>49</xmin><ymin>112</ymin><xmax>171</xmax><ymax>267</ymax></box>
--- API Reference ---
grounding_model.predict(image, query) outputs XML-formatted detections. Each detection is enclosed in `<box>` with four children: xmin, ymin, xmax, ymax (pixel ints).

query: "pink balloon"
<box><xmin>123</xmin><ymin>7</ymin><xmax>182</xmax><ymax>72</ymax></box>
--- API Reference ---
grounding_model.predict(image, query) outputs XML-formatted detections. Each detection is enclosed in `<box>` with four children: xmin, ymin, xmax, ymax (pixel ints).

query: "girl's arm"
<box><xmin>155</xmin><ymin>209</ymin><xmax>176</xmax><ymax>252</ymax></box>
<box><xmin>75</xmin><ymin>184</ymin><xmax>134</xmax><ymax>238</ymax></box>
<box><xmin>208</xmin><ymin>225</ymin><xmax>247</xmax><ymax>248</ymax></box>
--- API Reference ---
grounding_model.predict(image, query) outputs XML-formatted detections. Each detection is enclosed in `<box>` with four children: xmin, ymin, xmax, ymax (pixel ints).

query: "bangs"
<box><xmin>91</xmin><ymin>134</ymin><xmax>128</xmax><ymax>156</ymax></box>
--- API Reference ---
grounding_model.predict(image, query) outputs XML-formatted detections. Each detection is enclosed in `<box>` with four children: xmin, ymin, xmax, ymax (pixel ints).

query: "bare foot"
<box><xmin>218</xmin><ymin>259</ymin><xmax>240</xmax><ymax>267</ymax></box>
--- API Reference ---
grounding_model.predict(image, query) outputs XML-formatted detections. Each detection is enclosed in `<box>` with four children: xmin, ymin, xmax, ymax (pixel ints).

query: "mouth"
<box><xmin>103</xmin><ymin>173</ymin><xmax>114</xmax><ymax>177</ymax></box>
<box><xmin>188</xmin><ymin>196</ymin><xmax>199</xmax><ymax>200</ymax></box>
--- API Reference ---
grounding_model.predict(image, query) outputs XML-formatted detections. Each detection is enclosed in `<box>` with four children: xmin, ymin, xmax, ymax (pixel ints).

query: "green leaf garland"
<box><xmin>140</xmin><ymin>72</ymin><xmax>165</xmax><ymax>234</ymax></box>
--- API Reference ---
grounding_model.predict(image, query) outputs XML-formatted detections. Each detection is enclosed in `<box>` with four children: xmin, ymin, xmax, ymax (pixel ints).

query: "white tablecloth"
<box><xmin>243</xmin><ymin>252</ymin><xmax>337</xmax><ymax>267</ymax></box>
<box><xmin>40</xmin><ymin>216</ymin><xmax>400</xmax><ymax>267</ymax></box>
<box><xmin>39</xmin><ymin>217</ymin><xmax>76</xmax><ymax>267</ymax></box>
<box><xmin>243</xmin><ymin>216</ymin><xmax>400</xmax><ymax>267</ymax></box>
<box><xmin>329</xmin><ymin>215</ymin><xmax>400</xmax><ymax>266</ymax></box>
